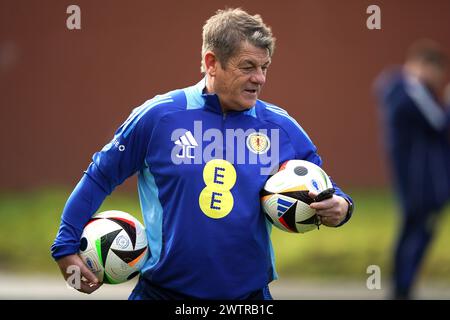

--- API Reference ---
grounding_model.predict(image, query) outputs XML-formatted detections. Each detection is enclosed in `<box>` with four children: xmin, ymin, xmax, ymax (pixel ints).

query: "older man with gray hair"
<box><xmin>51</xmin><ymin>8</ymin><xmax>353</xmax><ymax>300</ymax></box>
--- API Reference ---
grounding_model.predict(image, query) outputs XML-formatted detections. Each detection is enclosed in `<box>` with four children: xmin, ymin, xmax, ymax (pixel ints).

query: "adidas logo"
<box><xmin>277</xmin><ymin>197</ymin><xmax>294</xmax><ymax>217</ymax></box>
<box><xmin>174</xmin><ymin>131</ymin><xmax>198</xmax><ymax>159</ymax></box>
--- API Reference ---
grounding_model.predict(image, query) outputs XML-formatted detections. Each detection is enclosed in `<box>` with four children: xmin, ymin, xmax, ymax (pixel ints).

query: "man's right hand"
<box><xmin>56</xmin><ymin>254</ymin><xmax>102</xmax><ymax>294</ymax></box>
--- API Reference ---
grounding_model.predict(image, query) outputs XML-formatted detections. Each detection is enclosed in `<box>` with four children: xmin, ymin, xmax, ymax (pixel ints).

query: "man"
<box><xmin>375</xmin><ymin>39</ymin><xmax>450</xmax><ymax>299</ymax></box>
<box><xmin>51</xmin><ymin>8</ymin><xmax>353</xmax><ymax>300</ymax></box>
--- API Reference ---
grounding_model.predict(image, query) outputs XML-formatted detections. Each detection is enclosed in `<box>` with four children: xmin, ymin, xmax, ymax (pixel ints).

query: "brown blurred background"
<box><xmin>1</xmin><ymin>0</ymin><xmax>449</xmax><ymax>190</ymax></box>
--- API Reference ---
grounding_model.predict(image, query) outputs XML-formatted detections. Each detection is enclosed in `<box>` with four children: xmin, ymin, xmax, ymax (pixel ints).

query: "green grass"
<box><xmin>0</xmin><ymin>187</ymin><xmax>142</xmax><ymax>273</ymax></box>
<box><xmin>271</xmin><ymin>189</ymin><xmax>450</xmax><ymax>282</ymax></box>
<box><xmin>1</xmin><ymin>187</ymin><xmax>449</xmax><ymax>282</ymax></box>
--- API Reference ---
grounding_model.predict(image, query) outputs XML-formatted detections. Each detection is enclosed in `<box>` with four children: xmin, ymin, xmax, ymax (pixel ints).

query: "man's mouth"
<box><xmin>244</xmin><ymin>89</ymin><xmax>258</xmax><ymax>94</ymax></box>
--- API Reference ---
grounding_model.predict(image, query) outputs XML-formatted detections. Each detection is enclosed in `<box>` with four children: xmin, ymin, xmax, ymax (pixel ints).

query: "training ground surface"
<box><xmin>0</xmin><ymin>274</ymin><xmax>449</xmax><ymax>300</ymax></box>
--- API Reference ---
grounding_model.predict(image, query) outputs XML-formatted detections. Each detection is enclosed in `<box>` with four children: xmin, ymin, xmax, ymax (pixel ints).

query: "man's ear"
<box><xmin>204</xmin><ymin>51</ymin><xmax>218</xmax><ymax>76</ymax></box>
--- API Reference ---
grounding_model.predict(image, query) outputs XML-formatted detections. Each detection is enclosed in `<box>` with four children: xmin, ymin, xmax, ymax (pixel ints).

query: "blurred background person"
<box><xmin>374</xmin><ymin>39</ymin><xmax>450</xmax><ymax>299</ymax></box>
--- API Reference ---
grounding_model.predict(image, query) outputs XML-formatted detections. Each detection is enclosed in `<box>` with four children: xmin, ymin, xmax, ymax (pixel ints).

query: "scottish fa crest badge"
<box><xmin>246</xmin><ymin>132</ymin><xmax>270</xmax><ymax>154</ymax></box>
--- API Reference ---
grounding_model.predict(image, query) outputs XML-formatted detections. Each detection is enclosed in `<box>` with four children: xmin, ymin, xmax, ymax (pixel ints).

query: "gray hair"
<box><xmin>201</xmin><ymin>8</ymin><xmax>276</xmax><ymax>73</ymax></box>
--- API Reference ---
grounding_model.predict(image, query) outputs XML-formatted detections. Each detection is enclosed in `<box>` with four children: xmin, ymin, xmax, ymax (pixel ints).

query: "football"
<box><xmin>79</xmin><ymin>210</ymin><xmax>149</xmax><ymax>284</ymax></box>
<box><xmin>261</xmin><ymin>160</ymin><xmax>334</xmax><ymax>233</ymax></box>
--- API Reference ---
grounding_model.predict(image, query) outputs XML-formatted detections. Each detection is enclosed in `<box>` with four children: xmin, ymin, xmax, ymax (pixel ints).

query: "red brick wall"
<box><xmin>1</xmin><ymin>0</ymin><xmax>449</xmax><ymax>190</ymax></box>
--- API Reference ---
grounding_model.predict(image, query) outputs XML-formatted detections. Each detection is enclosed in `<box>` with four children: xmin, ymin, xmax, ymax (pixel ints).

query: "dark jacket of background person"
<box><xmin>376</xmin><ymin>68</ymin><xmax>450</xmax><ymax>215</ymax></box>
<box><xmin>375</xmin><ymin>40</ymin><xmax>450</xmax><ymax>298</ymax></box>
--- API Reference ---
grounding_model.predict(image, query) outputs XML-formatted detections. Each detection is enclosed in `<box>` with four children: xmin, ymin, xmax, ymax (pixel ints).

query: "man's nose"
<box><xmin>251</xmin><ymin>68</ymin><xmax>266</xmax><ymax>85</ymax></box>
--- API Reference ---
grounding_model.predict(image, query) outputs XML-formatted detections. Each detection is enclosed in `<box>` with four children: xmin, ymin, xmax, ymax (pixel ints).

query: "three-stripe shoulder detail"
<box><xmin>122</xmin><ymin>94</ymin><xmax>174</xmax><ymax>138</ymax></box>
<box><xmin>264</xmin><ymin>104</ymin><xmax>313</xmax><ymax>143</ymax></box>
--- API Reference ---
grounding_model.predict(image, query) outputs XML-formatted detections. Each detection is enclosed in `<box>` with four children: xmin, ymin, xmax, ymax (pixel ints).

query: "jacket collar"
<box><xmin>193</xmin><ymin>77</ymin><xmax>257</xmax><ymax>117</ymax></box>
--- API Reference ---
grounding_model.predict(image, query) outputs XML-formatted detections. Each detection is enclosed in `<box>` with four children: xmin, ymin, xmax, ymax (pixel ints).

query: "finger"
<box><xmin>78</xmin><ymin>259</ymin><xmax>100</xmax><ymax>284</ymax></box>
<box><xmin>317</xmin><ymin>213</ymin><xmax>340</xmax><ymax>221</ymax></box>
<box><xmin>316</xmin><ymin>211</ymin><xmax>335</xmax><ymax>219</ymax></box>
<box><xmin>310</xmin><ymin>199</ymin><xmax>335</xmax><ymax>210</ymax></box>
<box><xmin>318</xmin><ymin>215</ymin><xmax>340</xmax><ymax>227</ymax></box>
<box><xmin>77</xmin><ymin>280</ymin><xmax>102</xmax><ymax>294</ymax></box>
<box><xmin>308</xmin><ymin>191</ymin><xmax>318</xmax><ymax>199</ymax></box>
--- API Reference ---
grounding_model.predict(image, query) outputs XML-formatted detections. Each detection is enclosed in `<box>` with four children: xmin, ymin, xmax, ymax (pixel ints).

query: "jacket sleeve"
<box><xmin>50</xmin><ymin>174</ymin><xmax>109</xmax><ymax>259</ymax></box>
<box><xmin>285</xmin><ymin>114</ymin><xmax>354</xmax><ymax>227</ymax></box>
<box><xmin>50</xmin><ymin>102</ymin><xmax>155</xmax><ymax>260</ymax></box>
<box><xmin>404</xmin><ymin>76</ymin><xmax>450</xmax><ymax>133</ymax></box>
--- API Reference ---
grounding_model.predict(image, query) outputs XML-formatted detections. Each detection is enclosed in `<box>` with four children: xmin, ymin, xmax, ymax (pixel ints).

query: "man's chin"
<box><xmin>225</xmin><ymin>98</ymin><xmax>257</xmax><ymax>112</ymax></box>
<box><xmin>240</xmin><ymin>98</ymin><xmax>257</xmax><ymax>109</ymax></box>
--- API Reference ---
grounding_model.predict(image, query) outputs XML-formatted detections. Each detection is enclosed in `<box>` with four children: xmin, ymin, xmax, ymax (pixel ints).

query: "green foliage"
<box><xmin>0</xmin><ymin>188</ymin><xmax>449</xmax><ymax>282</ymax></box>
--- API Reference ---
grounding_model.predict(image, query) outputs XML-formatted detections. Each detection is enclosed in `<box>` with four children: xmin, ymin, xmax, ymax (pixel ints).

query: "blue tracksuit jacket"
<box><xmin>51</xmin><ymin>78</ymin><xmax>353</xmax><ymax>299</ymax></box>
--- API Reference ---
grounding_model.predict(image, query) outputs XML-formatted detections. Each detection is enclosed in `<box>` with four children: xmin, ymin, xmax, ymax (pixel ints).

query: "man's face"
<box><xmin>211</xmin><ymin>42</ymin><xmax>271</xmax><ymax>112</ymax></box>
<box><xmin>422</xmin><ymin>63</ymin><xmax>446</xmax><ymax>92</ymax></box>
<box><xmin>410</xmin><ymin>59</ymin><xmax>447</xmax><ymax>93</ymax></box>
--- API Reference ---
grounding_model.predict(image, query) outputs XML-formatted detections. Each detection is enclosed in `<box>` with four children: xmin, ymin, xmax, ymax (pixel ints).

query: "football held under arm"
<box><xmin>284</xmin><ymin>113</ymin><xmax>354</xmax><ymax>226</ymax></box>
<box><xmin>50</xmin><ymin>103</ymin><xmax>153</xmax><ymax>260</ymax></box>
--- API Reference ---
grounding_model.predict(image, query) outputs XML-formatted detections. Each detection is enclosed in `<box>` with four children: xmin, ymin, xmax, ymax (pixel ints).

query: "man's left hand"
<box><xmin>308</xmin><ymin>191</ymin><xmax>349</xmax><ymax>227</ymax></box>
